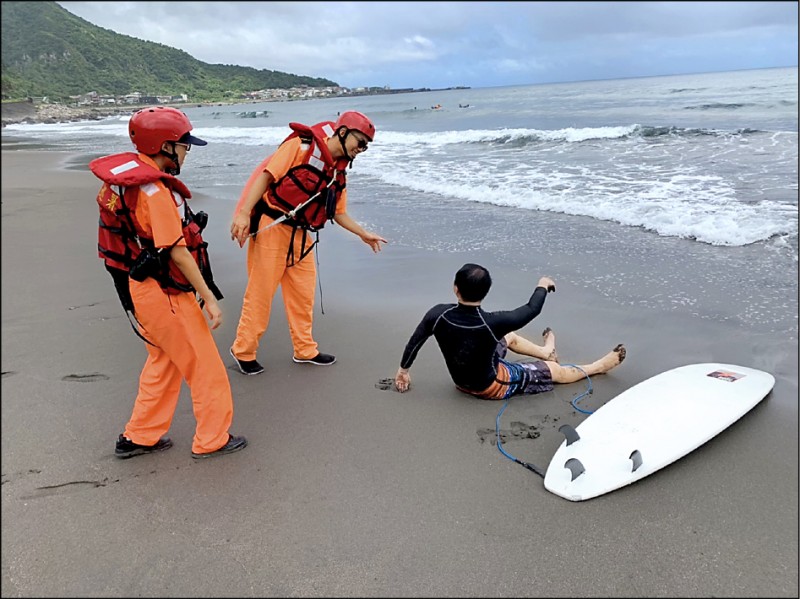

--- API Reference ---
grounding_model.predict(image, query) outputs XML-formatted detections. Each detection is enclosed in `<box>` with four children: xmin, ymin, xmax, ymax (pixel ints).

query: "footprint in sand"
<box><xmin>477</xmin><ymin>421</ymin><xmax>542</xmax><ymax>445</ymax></box>
<box><xmin>62</xmin><ymin>373</ymin><xmax>110</xmax><ymax>382</ymax></box>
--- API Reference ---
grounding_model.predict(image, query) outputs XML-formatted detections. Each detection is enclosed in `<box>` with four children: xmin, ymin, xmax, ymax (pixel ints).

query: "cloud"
<box><xmin>57</xmin><ymin>1</ymin><xmax>798</xmax><ymax>89</ymax></box>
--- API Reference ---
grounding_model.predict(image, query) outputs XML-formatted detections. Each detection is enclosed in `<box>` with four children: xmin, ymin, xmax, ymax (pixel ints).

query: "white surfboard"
<box><xmin>543</xmin><ymin>363</ymin><xmax>775</xmax><ymax>501</ymax></box>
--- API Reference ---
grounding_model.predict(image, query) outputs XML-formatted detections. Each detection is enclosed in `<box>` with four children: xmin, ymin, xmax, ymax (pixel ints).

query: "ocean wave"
<box><xmin>361</xmin><ymin>150</ymin><xmax>797</xmax><ymax>248</ymax></box>
<box><xmin>377</xmin><ymin>178</ymin><xmax>796</xmax><ymax>247</ymax></box>
<box><xmin>3</xmin><ymin>118</ymin><xmax>774</xmax><ymax>149</ymax></box>
<box><xmin>210</xmin><ymin>110</ymin><xmax>271</xmax><ymax>119</ymax></box>
<box><xmin>371</xmin><ymin>124</ymin><xmax>767</xmax><ymax>148</ymax></box>
<box><xmin>683</xmin><ymin>102</ymin><xmax>754</xmax><ymax>110</ymax></box>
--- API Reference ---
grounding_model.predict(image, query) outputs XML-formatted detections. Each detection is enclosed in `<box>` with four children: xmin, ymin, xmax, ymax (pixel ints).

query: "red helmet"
<box><xmin>128</xmin><ymin>106</ymin><xmax>206</xmax><ymax>154</ymax></box>
<box><xmin>335</xmin><ymin>111</ymin><xmax>376</xmax><ymax>141</ymax></box>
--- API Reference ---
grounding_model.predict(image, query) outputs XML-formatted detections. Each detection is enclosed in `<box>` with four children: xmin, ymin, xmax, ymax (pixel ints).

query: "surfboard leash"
<box><xmin>495</xmin><ymin>397</ymin><xmax>546</xmax><ymax>478</ymax></box>
<box><xmin>495</xmin><ymin>365</ymin><xmax>594</xmax><ymax>477</ymax></box>
<box><xmin>564</xmin><ymin>364</ymin><xmax>594</xmax><ymax>414</ymax></box>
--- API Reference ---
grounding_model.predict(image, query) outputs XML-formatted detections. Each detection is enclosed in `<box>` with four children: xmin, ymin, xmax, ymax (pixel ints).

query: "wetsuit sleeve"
<box><xmin>484</xmin><ymin>286</ymin><xmax>548</xmax><ymax>337</ymax></box>
<box><xmin>400</xmin><ymin>305</ymin><xmax>446</xmax><ymax>369</ymax></box>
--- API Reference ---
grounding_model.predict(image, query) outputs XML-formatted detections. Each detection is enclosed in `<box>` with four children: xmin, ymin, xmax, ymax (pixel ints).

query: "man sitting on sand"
<box><xmin>394</xmin><ymin>263</ymin><xmax>626</xmax><ymax>399</ymax></box>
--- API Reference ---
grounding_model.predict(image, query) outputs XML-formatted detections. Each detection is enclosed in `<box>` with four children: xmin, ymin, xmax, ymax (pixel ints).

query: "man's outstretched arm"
<box><xmin>394</xmin><ymin>305</ymin><xmax>445</xmax><ymax>393</ymax></box>
<box><xmin>489</xmin><ymin>276</ymin><xmax>555</xmax><ymax>335</ymax></box>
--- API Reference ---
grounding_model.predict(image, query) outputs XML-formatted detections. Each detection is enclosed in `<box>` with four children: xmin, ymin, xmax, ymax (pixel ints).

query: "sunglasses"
<box><xmin>352</xmin><ymin>134</ymin><xmax>369</xmax><ymax>150</ymax></box>
<box><xmin>175</xmin><ymin>141</ymin><xmax>192</xmax><ymax>152</ymax></box>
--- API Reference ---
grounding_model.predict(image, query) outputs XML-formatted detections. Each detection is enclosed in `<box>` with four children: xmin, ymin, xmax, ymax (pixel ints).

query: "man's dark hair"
<box><xmin>454</xmin><ymin>263</ymin><xmax>492</xmax><ymax>302</ymax></box>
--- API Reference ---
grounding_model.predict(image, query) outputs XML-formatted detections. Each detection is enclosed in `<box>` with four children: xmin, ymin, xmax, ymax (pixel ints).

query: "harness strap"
<box><xmin>257</xmin><ymin>203</ymin><xmax>298</xmax><ymax>228</ymax></box>
<box><xmin>250</xmin><ymin>202</ymin><xmax>320</xmax><ymax>268</ymax></box>
<box><xmin>179</xmin><ymin>202</ymin><xmax>223</xmax><ymax>300</ymax></box>
<box><xmin>104</xmin><ymin>263</ymin><xmax>157</xmax><ymax>347</ymax></box>
<box><xmin>285</xmin><ymin>225</ymin><xmax>319</xmax><ymax>267</ymax></box>
<box><xmin>98</xmin><ymin>243</ymin><xmax>132</xmax><ymax>265</ymax></box>
<box><xmin>194</xmin><ymin>240</ymin><xmax>224</xmax><ymax>301</ymax></box>
<box><xmin>152</xmin><ymin>234</ymin><xmax>193</xmax><ymax>293</ymax></box>
<box><xmin>115</xmin><ymin>186</ymin><xmax>145</xmax><ymax>250</ymax></box>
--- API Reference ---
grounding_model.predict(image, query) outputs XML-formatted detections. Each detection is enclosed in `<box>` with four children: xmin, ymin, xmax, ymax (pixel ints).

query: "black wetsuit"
<box><xmin>400</xmin><ymin>286</ymin><xmax>549</xmax><ymax>392</ymax></box>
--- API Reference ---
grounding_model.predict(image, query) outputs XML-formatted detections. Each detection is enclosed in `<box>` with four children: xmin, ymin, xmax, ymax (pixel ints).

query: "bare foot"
<box><xmin>614</xmin><ymin>343</ymin><xmax>626</xmax><ymax>362</ymax></box>
<box><xmin>589</xmin><ymin>343</ymin><xmax>626</xmax><ymax>374</ymax></box>
<box><xmin>607</xmin><ymin>344</ymin><xmax>626</xmax><ymax>369</ymax></box>
<box><xmin>542</xmin><ymin>327</ymin><xmax>559</xmax><ymax>363</ymax></box>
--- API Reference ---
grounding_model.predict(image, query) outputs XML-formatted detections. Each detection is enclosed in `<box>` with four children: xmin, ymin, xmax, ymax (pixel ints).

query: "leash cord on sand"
<box><xmin>495</xmin><ymin>398</ymin><xmax>546</xmax><ymax>478</ymax></box>
<box><xmin>565</xmin><ymin>364</ymin><xmax>594</xmax><ymax>414</ymax></box>
<box><xmin>495</xmin><ymin>366</ymin><xmax>593</xmax><ymax>478</ymax></box>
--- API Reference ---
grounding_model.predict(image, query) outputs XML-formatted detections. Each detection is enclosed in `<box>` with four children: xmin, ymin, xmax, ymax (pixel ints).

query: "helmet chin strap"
<box><xmin>337</xmin><ymin>130</ymin><xmax>354</xmax><ymax>169</ymax></box>
<box><xmin>159</xmin><ymin>146</ymin><xmax>181</xmax><ymax>176</ymax></box>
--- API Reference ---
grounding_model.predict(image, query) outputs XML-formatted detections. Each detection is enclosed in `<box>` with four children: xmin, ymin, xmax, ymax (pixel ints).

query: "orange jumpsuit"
<box><xmin>231</xmin><ymin>138</ymin><xmax>347</xmax><ymax>362</ymax></box>
<box><xmin>124</xmin><ymin>155</ymin><xmax>233</xmax><ymax>454</ymax></box>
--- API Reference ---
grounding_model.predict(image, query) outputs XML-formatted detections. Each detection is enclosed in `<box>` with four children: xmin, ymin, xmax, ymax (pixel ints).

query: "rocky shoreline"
<box><xmin>1</xmin><ymin>101</ymin><xmax>136</xmax><ymax>127</ymax></box>
<box><xmin>0</xmin><ymin>101</ymin><xmax>230</xmax><ymax>127</ymax></box>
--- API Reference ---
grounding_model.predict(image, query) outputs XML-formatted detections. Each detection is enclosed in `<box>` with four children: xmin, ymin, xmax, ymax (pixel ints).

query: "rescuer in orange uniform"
<box><xmin>229</xmin><ymin>111</ymin><xmax>386</xmax><ymax>375</ymax></box>
<box><xmin>90</xmin><ymin>106</ymin><xmax>247</xmax><ymax>459</ymax></box>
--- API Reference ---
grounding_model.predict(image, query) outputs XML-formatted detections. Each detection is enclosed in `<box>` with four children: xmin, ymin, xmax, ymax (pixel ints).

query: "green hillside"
<box><xmin>1</xmin><ymin>1</ymin><xmax>338</xmax><ymax>103</ymax></box>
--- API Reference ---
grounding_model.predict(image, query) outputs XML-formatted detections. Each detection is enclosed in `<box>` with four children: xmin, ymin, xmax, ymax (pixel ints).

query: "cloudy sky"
<box><xmin>58</xmin><ymin>1</ymin><xmax>797</xmax><ymax>89</ymax></box>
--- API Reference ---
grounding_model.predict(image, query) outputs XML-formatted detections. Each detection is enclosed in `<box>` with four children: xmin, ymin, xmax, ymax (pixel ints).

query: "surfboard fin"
<box><xmin>564</xmin><ymin>458</ymin><xmax>585</xmax><ymax>481</ymax></box>
<box><xmin>629</xmin><ymin>450</ymin><xmax>642</xmax><ymax>472</ymax></box>
<box><xmin>558</xmin><ymin>424</ymin><xmax>580</xmax><ymax>446</ymax></box>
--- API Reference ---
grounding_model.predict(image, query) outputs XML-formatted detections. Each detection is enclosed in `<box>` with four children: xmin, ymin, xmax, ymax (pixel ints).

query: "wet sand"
<box><xmin>1</xmin><ymin>149</ymin><xmax>797</xmax><ymax>597</ymax></box>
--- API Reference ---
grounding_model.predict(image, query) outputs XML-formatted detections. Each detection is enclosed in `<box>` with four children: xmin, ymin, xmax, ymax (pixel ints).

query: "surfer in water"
<box><xmin>393</xmin><ymin>263</ymin><xmax>625</xmax><ymax>399</ymax></box>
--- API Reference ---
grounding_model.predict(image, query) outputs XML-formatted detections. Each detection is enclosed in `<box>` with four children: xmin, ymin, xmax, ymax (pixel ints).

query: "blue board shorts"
<box><xmin>465</xmin><ymin>339</ymin><xmax>555</xmax><ymax>400</ymax></box>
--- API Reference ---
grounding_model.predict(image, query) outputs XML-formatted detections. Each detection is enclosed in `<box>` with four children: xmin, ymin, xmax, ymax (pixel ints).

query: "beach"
<box><xmin>1</xmin><ymin>148</ymin><xmax>797</xmax><ymax>597</ymax></box>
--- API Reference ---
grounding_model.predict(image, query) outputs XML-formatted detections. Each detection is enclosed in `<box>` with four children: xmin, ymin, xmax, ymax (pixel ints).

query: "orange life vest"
<box><xmin>89</xmin><ymin>152</ymin><xmax>222</xmax><ymax>302</ymax></box>
<box><xmin>252</xmin><ymin>121</ymin><xmax>348</xmax><ymax>234</ymax></box>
